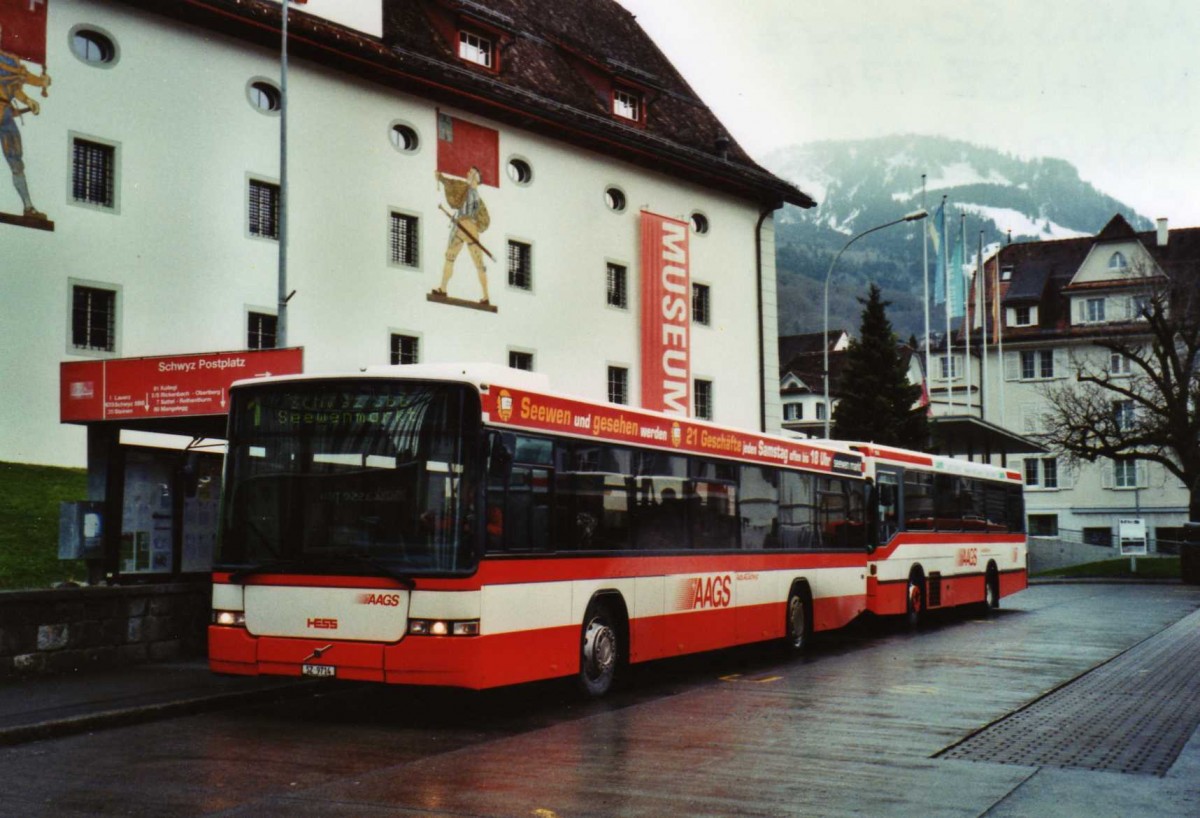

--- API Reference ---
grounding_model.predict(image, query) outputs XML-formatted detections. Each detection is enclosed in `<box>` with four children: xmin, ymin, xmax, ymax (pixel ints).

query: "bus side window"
<box><xmin>739</xmin><ymin>465</ymin><xmax>779</xmax><ymax>549</ymax></box>
<box><xmin>875</xmin><ymin>470</ymin><xmax>900</xmax><ymax>544</ymax></box>
<box><xmin>779</xmin><ymin>471</ymin><xmax>816</xmax><ymax>549</ymax></box>
<box><xmin>556</xmin><ymin>443</ymin><xmax>633</xmax><ymax>551</ymax></box>
<box><xmin>487</xmin><ymin>433</ymin><xmax>553</xmax><ymax>553</ymax></box>
<box><xmin>689</xmin><ymin>459</ymin><xmax>738</xmax><ymax>550</ymax></box>
<box><xmin>903</xmin><ymin>471</ymin><xmax>934</xmax><ymax>531</ymax></box>
<box><xmin>632</xmin><ymin>451</ymin><xmax>687</xmax><ymax>551</ymax></box>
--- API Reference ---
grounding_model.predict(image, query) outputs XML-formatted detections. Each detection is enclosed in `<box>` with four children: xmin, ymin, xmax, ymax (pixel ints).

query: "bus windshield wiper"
<box><xmin>333</xmin><ymin>552</ymin><xmax>416</xmax><ymax>590</ymax></box>
<box><xmin>228</xmin><ymin>559</ymin><xmax>299</xmax><ymax>584</ymax></box>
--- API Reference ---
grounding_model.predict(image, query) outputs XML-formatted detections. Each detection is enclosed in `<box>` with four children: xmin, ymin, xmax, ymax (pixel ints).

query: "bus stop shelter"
<box><xmin>58</xmin><ymin>348</ymin><xmax>302</xmax><ymax>583</ymax></box>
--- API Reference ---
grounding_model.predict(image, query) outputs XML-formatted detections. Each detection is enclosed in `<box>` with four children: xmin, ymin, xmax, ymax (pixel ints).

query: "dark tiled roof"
<box><xmin>118</xmin><ymin>0</ymin><xmax>811</xmax><ymax>207</ymax></box>
<box><xmin>778</xmin><ymin>331</ymin><xmax>844</xmax><ymax>366</ymax></box>
<box><xmin>963</xmin><ymin>215</ymin><xmax>1200</xmax><ymax>343</ymax></box>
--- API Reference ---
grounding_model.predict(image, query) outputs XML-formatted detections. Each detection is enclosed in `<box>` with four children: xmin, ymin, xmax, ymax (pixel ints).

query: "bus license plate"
<box><xmin>302</xmin><ymin>664</ymin><xmax>335</xmax><ymax>678</ymax></box>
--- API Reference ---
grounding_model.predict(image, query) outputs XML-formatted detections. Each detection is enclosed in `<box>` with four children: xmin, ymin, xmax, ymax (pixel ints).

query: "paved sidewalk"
<box><xmin>0</xmin><ymin>660</ymin><xmax>312</xmax><ymax>746</ymax></box>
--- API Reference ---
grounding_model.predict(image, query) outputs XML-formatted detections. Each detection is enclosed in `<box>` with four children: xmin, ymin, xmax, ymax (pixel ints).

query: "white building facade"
<box><xmin>1</xmin><ymin>0</ymin><xmax>809</xmax><ymax>469</ymax></box>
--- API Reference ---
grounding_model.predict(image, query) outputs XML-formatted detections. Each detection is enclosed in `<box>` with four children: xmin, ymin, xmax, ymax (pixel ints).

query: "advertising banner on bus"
<box><xmin>640</xmin><ymin>210</ymin><xmax>690</xmax><ymax>417</ymax></box>
<box><xmin>484</xmin><ymin>385</ymin><xmax>861</xmax><ymax>475</ymax></box>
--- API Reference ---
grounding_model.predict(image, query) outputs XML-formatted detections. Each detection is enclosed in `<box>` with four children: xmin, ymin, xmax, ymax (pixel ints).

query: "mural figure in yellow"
<box><xmin>433</xmin><ymin>166</ymin><xmax>493</xmax><ymax>305</ymax></box>
<box><xmin>0</xmin><ymin>26</ymin><xmax>50</xmax><ymax>219</ymax></box>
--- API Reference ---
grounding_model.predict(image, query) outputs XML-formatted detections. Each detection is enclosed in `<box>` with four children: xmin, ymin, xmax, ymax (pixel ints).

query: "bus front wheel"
<box><xmin>578</xmin><ymin>601</ymin><xmax>620</xmax><ymax>697</ymax></box>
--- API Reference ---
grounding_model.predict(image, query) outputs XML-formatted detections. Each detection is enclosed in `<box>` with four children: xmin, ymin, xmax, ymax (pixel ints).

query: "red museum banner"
<box><xmin>640</xmin><ymin>210</ymin><xmax>690</xmax><ymax>416</ymax></box>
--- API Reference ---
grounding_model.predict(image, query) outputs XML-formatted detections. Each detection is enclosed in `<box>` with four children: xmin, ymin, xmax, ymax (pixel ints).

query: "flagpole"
<box><xmin>960</xmin><ymin>213</ymin><xmax>970</xmax><ymax>411</ymax></box>
<box><xmin>922</xmin><ymin>174</ymin><xmax>930</xmax><ymax>403</ymax></box>
<box><xmin>978</xmin><ymin>229</ymin><xmax>987</xmax><ymax>423</ymax></box>
<box><xmin>996</xmin><ymin>246</ymin><xmax>1006</xmax><ymax>430</ymax></box>
<box><xmin>943</xmin><ymin>196</ymin><xmax>953</xmax><ymax>411</ymax></box>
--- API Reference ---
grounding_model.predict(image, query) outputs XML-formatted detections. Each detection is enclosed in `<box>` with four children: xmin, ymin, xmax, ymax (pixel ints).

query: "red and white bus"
<box><xmin>209</xmin><ymin>364</ymin><xmax>1026</xmax><ymax>695</ymax></box>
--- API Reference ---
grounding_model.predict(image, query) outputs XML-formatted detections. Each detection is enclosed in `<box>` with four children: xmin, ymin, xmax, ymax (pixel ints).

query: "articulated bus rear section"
<box><xmin>854</xmin><ymin>444</ymin><xmax>1028</xmax><ymax>624</ymax></box>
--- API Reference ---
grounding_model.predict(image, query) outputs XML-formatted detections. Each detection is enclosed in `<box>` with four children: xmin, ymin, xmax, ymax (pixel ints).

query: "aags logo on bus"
<box><xmin>676</xmin><ymin>574</ymin><xmax>732</xmax><ymax>611</ymax></box>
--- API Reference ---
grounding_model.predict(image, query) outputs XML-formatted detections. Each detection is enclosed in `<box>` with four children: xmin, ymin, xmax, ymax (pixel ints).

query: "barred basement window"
<box><xmin>390</xmin><ymin>212</ymin><xmax>419</xmax><ymax>267</ymax></box>
<box><xmin>72</xmin><ymin>285</ymin><xmax>116</xmax><ymax>351</ymax></box>
<box><xmin>72</xmin><ymin>138</ymin><xmax>115</xmax><ymax>208</ymax></box>
<box><xmin>692</xmin><ymin>283</ymin><xmax>710</xmax><ymax>325</ymax></box>
<box><xmin>606</xmin><ymin>263</ymin><xmax>627</xmax><ymax>308</ymax></box>
<box><xmin>694</xmin><ymin>379</ymin><xmax>713</xmax><ymax>420</ymax></box>
<box><xmin>247</xmin><ymin>312</ymin><xmax>277</xmax><ymax>350</ymax></box>
<box><xmin>248</xmin><ymin>180</ymin><xmax>279</xmax><ymax>239</ymax></box>
<box><xmin>608</xmin><ymin>366</ymin><xmax>628</xmax><ymax>405</ymax></box>
<box><xmin>508</xmin><ymin>240</ymin><xmax>531</xmax><ymax>290</ymax></box>
<box><xmin>391</xmin><ymin>334</ymin><xmax>419</xmax><ymax>365</ymax></box>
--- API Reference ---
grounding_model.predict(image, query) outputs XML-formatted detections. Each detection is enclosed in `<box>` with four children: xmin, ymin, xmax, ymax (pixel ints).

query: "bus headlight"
<box><xmin>408</xmin><ymin>619</ymin><xmax>479</xmax><ymax>637</ymax></box>
<box><xmin>213</xmin><ymin>610</ymin><xmax>246</xmax><ymax>627</ymax></box>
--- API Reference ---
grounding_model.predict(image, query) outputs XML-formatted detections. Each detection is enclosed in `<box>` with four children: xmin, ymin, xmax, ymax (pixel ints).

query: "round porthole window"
<box><xmin>507</xmin><ymin>157</ymin><xmax>533</xmax><ymax>185</ymax></box>
<box><xmin>390</xmin><ymin>123</ymin><xmax>419</xmax><ymax>152</ymax></box>
<box><xmin>605</xmin><ymin>186</ymin><xmax>626</xmax><ymax>212</ymax></box>
<box><xmin>247</xmin><ymin>80</ymin><xmax>281</xmax><ymax>113</ymax></box>
<box><xmin>70</xmin><ymin>27</ymin><xmax>118</xmax><ymax>66</ymax></box>
<box><xmin>691</xmin><ymin>212</ymin><xmax>710</xmax><ymax>234</ymax></box>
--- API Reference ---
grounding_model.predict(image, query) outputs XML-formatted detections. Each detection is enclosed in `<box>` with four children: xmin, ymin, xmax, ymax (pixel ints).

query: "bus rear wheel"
<box><xmin>578</xmin><ymin>601</ymin><xmax>620</xmax><ymax>697</ymax></box>
<box><xmin>785</xmin><ymin>586</ymin><xmax>812</xmax><ymax>652</ymax></box>
<box><xmin>985</xmin><ymin>565</ymin><xmax>1000</xmax><ymax>610</ymax></box>
<box><xmin>905</xmin><ymin>572</ymin><xmax>925</xmax><ymax>628</ymax></box>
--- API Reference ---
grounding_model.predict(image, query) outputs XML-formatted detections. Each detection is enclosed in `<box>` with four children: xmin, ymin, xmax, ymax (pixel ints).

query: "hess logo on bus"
<box><xmin>676</xmin><ymin>575</ymin><xmax>732</xmax><ymax>610</ymax></box>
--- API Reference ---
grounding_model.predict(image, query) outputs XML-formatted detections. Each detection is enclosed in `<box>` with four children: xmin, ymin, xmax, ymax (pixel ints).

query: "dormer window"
<box><xmin>1108</xmin><ymin>251</ymin><xmax>1127</xmax><ymax>270</ymax></box>
<box><xmin>612</xmin><ymin>88</ymin><xmax>642</xmax><ymax>122</ymax></box>
<box><xmin>1000</xmin><ymin>266</ymin><xmax>1014</xmax><ymax>281</ymax></box>
<box><xmin>458</xmin><ymin>30</ymin><xmax>494</xmax><ymax>68</ymax></box>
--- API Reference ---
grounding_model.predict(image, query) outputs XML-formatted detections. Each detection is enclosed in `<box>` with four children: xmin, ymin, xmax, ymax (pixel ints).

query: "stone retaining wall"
<box><xmin>0</xmin><ymin>583</ymin><xmax>210</xmax><ymax>678</ymax></box>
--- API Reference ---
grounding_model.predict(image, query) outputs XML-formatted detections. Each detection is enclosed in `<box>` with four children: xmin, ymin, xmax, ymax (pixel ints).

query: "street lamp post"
<box><xmin>822</xmin><ymin>209</ymin><xmax>929</xmax><ymax>438</ymax></box>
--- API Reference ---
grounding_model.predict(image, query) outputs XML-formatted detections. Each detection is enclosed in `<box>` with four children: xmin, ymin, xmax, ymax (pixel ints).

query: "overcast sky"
<box><xmin>615</xmin><ymin>0</ymin><xmax>1200</xmax><ymax>226</ymax></box>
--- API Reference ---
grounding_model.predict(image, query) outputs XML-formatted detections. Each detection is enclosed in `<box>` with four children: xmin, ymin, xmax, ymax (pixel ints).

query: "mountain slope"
<box><xmin>766</xmin><ymin>135</ymin><xmax>1151</xmax><ymax>340</ymax></box>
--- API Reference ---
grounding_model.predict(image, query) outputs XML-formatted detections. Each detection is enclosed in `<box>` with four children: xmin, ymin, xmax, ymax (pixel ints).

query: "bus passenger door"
<box><xmin>876</xmin><ymin>470</ymin><xmax>901</xmax><ymax>546</ymax></box>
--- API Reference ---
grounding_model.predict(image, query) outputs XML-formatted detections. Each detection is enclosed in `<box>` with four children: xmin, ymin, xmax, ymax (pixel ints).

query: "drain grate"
<box><xmin>938</xmin><ymin>610</ymin><xmax>1200</xmax><ymax>777</ymax></box>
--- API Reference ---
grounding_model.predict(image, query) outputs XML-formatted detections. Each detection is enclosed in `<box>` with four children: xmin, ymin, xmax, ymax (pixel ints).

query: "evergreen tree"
<box><xmin>832</xmin><ymin>284</ymin><xmax>929</xmax><ymax>449</ymax></box>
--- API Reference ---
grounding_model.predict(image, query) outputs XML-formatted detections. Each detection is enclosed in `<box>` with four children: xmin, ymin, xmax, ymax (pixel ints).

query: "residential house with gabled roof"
<box><xmin>958</xmin><ymin>214</ymin><xmax>1199</xmax><ymax>549</ymax></box>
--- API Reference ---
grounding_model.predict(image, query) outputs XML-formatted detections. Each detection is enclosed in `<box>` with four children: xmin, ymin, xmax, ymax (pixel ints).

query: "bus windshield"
<box><xmin>216</xmin><ymin>379</ymin><xmax>481</xmax><ymax>576</ymax></box>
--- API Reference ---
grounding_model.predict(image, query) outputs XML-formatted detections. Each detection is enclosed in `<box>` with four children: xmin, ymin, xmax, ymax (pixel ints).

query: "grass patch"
<box><xmin>1035</xmin><ymin>556</ymin><xmax>1181</xmax><ymax>580</ymax></box>
<box><xmin>0</xmin><ymin>461</ymin><xmax>89</xmax><ymax>590</ymax></box>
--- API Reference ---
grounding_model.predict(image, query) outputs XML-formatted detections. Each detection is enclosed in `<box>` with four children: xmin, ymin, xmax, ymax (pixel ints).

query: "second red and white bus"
<box><xmin>209</xmin><ymin>364</ymin><xmax>1026</xmax><ymax>695</ymax></box>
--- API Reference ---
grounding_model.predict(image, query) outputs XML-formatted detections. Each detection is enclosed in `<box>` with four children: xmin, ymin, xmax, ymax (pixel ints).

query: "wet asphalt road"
<box><xmin>3</xmin><ymin>583</ymin><xmax>1199</xmax><ymax>817</ymax></box>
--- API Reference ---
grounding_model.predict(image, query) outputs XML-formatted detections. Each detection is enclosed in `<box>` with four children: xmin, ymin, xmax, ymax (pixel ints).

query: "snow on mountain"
<box><xmin>764</xmin><ymin>135</ymin><xmax>1150</xmax><ymax>338</ymax></box>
